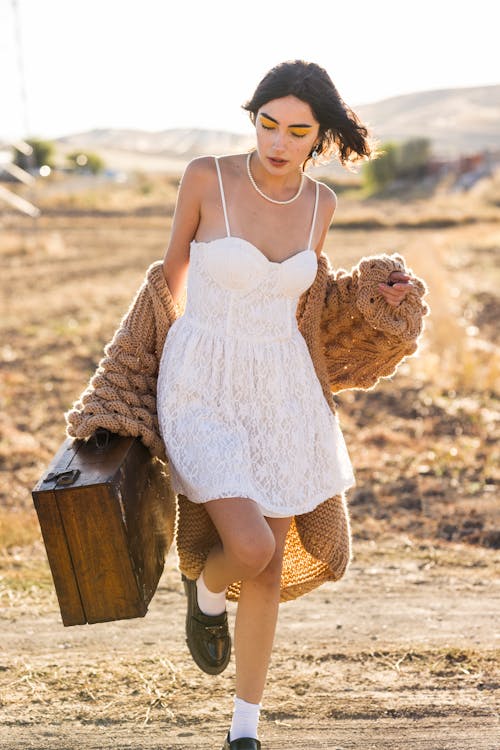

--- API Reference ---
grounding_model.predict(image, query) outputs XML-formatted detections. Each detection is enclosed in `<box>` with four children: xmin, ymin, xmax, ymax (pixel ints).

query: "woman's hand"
<box><xmin>378</xmin><ymin>271</ymin><xmax>414</xmax><ymax>307</ymax></box>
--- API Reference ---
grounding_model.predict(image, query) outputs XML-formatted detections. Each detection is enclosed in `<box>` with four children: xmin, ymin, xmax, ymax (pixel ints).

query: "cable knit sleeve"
<box><xmin>321</xmin><ymin>252</ymin><xmax>429</xmax><ymax>393</ymax></box>
<box><xmin>64</xmin><ymin>261</ymin><xmax>179</xmax><ymax>458</ymax></box>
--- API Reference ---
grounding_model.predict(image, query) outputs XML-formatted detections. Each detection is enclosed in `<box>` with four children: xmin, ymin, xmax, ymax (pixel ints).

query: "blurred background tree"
<box><xmin>66</xmin><ymin>151</ymin><xmax>105</xmax><ymax>174</ymax></box>
<box><xmin>362</xmin><ymin>141</ymin><xmax>399</xmax><ymax>192</ymax></box>
<box><xmin>363</xmin><ymin>137</ymin><xmax>432</xmax><ymax>192</ymax></box>
<box><xmin>13</xmin><ymin>138</ymin><xmax>55</xmax><ymax>171</ymax></box>
<box><xmin>397</xmin><ymin>137</ymin><xmax>432</xmax><ymax>179</ymax></box>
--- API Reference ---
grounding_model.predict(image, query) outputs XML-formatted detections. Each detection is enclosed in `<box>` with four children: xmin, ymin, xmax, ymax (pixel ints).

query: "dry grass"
<box><xmin>0</xmin><ymin>171</ymin><xmax>499</xmax><ymax>556</ymax></box>
<box><xmin>2</xmin><ymin>646</ymin><xmax>497</xmax><ymax>728</ymax></box>
<box><xmin>0</xmin><ymin>508</ymin><xmax>40</xmax><ymax>550</ymax></box>
<box><xmin>411</xmin><ymin>227</ymin><xmax>500</xmax><ymax>390</ymax></box>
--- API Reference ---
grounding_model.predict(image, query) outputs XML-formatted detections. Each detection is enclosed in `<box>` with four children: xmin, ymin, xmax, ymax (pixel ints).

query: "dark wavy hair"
<box><xmin>243</xmin><ymin>59</ymin><xmax>378</xmax><ymax>170</ymax></box>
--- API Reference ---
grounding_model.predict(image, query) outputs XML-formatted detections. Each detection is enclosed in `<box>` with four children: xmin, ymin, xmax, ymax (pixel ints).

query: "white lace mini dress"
<box><xmin>156</xmin><ymin>157</ymin><xmax>355</xmax><ymax>518</ymax></box>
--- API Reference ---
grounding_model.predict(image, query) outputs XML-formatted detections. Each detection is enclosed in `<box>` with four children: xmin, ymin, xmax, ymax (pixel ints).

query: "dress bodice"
<box><xmin>182</xmin><ymin>238</ymin><xmax>318</xmax><ymax>343</ymax></box>
<box><xmin>178</xmin><ymin>155</ymin><xmax>320</xmax><ymax>343</ymax></box>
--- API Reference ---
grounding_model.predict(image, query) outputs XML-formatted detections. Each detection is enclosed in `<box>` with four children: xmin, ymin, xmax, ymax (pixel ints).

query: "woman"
<box><xmin>156</xmin><ymin>60</ymin><xmax>415</xmax><ymax>750</ymax></box>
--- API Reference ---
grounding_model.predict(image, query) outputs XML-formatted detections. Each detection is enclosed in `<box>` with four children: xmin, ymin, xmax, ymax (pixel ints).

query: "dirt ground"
<box><xmin>1</xmin><ymin>536</ymin><xmax>499</xmax><ymax>750</ymax></box>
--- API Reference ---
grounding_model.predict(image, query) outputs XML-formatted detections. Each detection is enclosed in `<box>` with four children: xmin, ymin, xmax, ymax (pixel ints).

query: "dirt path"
<box><xmin>1</xmin><ymin>538</ymin><xmax>499</xmax><ymax>750</ymax></box>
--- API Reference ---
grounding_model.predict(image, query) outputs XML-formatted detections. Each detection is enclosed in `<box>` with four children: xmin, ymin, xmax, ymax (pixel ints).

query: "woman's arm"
<box><xmin>321</xmin><ymin>253</ymin><xmax>429</xmax><ymax>393</ymax></box>
<box><xmin>162</xmin><ymin>157</ymin><xmax>213</xmax><ymax>305</ymax></box>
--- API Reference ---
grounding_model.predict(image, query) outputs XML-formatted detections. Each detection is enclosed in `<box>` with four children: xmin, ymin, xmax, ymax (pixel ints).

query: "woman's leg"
<box><xmin>233</xmin><ymin>516</ymin><xmax>291</xmax><ymax>703</ymax></box>
<box><xmin>183</xmin><ymin>496</ymin><xmax>281</xmax><ymax>678</ymax></box>
<box><xmin>203</xmin><ymin>498</ymin><xmax>291</xmax><ymax>702</ymax></box>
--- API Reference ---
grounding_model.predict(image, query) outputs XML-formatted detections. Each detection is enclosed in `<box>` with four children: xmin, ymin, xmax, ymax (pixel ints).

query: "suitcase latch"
<box><xmin>43</xmin><ymin>469</ymin><xmax>81</xmax><ymax>487</ymax></box>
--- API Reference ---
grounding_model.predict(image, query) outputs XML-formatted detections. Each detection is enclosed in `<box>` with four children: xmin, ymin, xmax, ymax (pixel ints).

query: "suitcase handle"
<box><xmin>94</xmin><ymin>428</ymin><xmax>111</xmax><ymax>450</ymax></box>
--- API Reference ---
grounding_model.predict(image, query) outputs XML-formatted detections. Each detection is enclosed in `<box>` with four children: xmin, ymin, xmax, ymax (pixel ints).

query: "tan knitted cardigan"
<box><xmin>65</xmin><ymin>251</ymin><xmax>429</xmax><ymax>602</ymax></box>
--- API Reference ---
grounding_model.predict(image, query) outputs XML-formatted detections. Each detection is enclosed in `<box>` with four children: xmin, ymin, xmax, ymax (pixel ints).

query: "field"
<box><xmin>0</xmin><ymin>169</ymin><xmax>499</xmax><ymax>749</ymax></box>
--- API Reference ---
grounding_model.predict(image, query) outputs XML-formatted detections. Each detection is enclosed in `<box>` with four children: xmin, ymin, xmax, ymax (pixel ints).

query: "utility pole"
<box><xmin>0</xmin><ymin>0</ymin><xmax>40</xmax><ymax>218</ymax></box>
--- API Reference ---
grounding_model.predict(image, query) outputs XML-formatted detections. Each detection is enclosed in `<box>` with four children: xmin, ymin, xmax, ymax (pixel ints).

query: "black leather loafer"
<box><xmin>222</xmin><ymin>732</ymin><xmax>261</xmax><ymax>749</ymax></box>
<box><xmin>181</xmin><ymin>574</ymin><xmax>231</xmax><ymax>675</ymax></box>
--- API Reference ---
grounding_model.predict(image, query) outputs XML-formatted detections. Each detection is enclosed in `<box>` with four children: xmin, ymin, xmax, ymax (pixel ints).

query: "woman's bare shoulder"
<box><xmin>177</xmin><ymin>157</ymin><xmax>221</xmax><ymax>204</ymax></box>
<box><xmin>182</xmin><ymin>155</ymin><xmax>217</xmax><ymax>182</ymax></box>
<box><xmin>181</xmin><ymin>154</ymin><xmax>246</xmax><ymax>192</ymax></box>
<box><xmin>185</xmin><ymin>153</ymin><xmax>245</xmax><ymax>173</ymax></box>
<box><xmin>304</xmin><ymin>174</ymin><xmax>337</xmax><ymax>205</ymax></box>
<box><xmin>317</xmin><ymin>181</ymin><xmax>339</xmax><ymax>240</ymax></box>
<box><xmin>315</xmin><ymin>178</ymin><xmax>338</xmax><ymax>213</ymax></box>
<box><xmin>304</xmin><ymin>177</ymin><xmax>339</xmax><ymax>257</ymax></box>
<box><xmin>216</xmin><ymin>152</ymin><xmax>248</xmax><ymax>175</ymax></box>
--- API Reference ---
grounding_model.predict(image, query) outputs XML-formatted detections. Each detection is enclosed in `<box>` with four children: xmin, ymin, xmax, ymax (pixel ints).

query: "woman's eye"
<box><xmin>259</xmin><ymin>118</ymin><xmax>309</xmax><ymax>137</ymax></box>
<box><xmin>259</xmin><ymin>116</ymin><xmax>278</xmax><ymax>131</ymax></box>
<box><xmin>289</xmin><ymin>128</ymin><xmax>310</xmax><ymax>138</ymax></box>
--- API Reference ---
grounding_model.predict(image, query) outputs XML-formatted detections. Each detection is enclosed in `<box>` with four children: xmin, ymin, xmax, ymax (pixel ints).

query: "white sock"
<box><xmin>195</xmin><ymin>570</ymin><xmax>226</xmax><ymax>616</ymax></box>
<box><xmin>230</xmin><ymin>696</ymin><xmax>261</xmax><ymax>741</ymax></box>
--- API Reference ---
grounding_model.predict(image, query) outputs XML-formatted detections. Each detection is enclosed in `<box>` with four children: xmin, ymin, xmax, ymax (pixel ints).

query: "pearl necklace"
<box><xmin>246</xmin><ymin>152</ymin><xmax>304</xmax><ymax>205</ymax></box>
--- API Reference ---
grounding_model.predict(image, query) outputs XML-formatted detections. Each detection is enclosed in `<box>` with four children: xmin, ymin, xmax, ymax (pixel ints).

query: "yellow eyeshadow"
<box><xmin>260</xmin><ymin>115</ymin><xmax>277</xmax><ymax>129</ymax></box>
<box><xmin>289</xmin><ymin>127</ymin><xmax>311</xmax><ymax>136</ymax></box>
<box><xmin>260</xmin><ymin>115</ymin><xmax>312</xmax><ymax>136</ymax></box>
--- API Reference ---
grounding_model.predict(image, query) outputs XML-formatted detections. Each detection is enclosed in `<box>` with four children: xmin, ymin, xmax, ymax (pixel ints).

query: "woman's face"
<box><xmin>254</xmin><ymin>95</ymin><xmax>320</xmax><ymax>174</ymax></box>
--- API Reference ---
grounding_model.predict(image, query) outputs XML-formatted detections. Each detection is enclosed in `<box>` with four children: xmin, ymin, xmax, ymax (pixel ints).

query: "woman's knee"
<box><xmin>254</xmin><ymin>545</ymin><xmax>286</xmax><ymax>588</ymax></box>
<box><xmin>226</xmin><ymin>525</ymin><xmax>276</xmax><ymax>578</ymax></box>
<box><xmin>204</xmin><ymin>497</ymin><xmax>277</xmax><ymax>577</ymax></box>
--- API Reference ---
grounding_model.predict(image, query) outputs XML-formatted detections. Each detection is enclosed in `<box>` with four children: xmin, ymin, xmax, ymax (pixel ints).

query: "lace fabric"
<box><xmin>156</xmin><ymin>240</ymin><xmax>355</xmax><ymax>518</ymax></box>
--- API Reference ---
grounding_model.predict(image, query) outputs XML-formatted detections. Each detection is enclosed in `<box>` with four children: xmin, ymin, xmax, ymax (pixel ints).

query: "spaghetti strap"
<box><xmin>214</xmin><ymin>156</ymin><xmax>231</xmax><ymax>238</ymax></box>
<box><xmin>307</xmin><ymin>180</ymin><xmax>320</xmax><ymax>251</ymax></box>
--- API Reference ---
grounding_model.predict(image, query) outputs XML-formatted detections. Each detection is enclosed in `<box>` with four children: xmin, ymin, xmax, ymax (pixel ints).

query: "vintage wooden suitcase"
<box><xmin>31</xmin><ymin>429</ymin><xmax>175</xmax><ymax>626</ymax></box>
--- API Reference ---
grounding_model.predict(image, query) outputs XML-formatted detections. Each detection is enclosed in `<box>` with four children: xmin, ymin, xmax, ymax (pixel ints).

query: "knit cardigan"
<box><xmin>65</xmin><ymin>250</ymin><xmax>429</xmax><ymax>602</ymax></box>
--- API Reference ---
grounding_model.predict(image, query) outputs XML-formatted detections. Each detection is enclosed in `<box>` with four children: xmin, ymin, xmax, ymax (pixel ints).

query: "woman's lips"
<box><xmin>268</xmin><ymin>157</ymin><xmax>288</xmax><ymax>167</ymax></box>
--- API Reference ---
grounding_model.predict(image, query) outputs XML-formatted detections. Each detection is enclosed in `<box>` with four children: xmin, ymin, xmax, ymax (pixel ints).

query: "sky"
<box><xmin>2</xmin><ymin>0</ymin><xmax>499</xmax><ymax>141</ymax></box>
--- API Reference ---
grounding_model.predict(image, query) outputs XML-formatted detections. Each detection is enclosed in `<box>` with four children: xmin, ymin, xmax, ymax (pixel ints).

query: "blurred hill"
<box><xmin>4</xmin><ymin>83</ymin><xmax>500</xmax><ymax>177</ymax></box>
<box><xmin>355</xmin><ymin>84</ymin><xmax>500</xmax><ymax>157</ymax></box>
<box><xmin>53</xmin><ymin>128</ymin><xmax>255</xmax><ymax>175</ymax></box>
